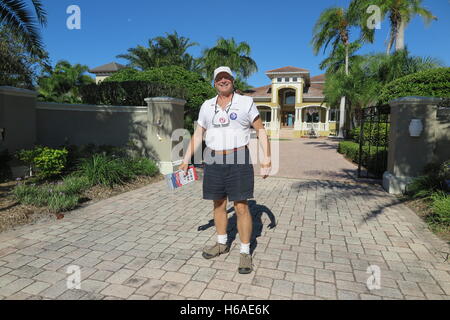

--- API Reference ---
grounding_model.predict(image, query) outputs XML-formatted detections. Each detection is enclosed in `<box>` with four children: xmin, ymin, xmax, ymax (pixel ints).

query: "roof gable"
<box><xmin>89</xmin><ymin>62</ymin><xmax>126</xmax><ymax>74</ymax></box>
<box><xmin>266</xmin><ymin>66</ymin><xmax>309</xmax><ymax>74</ymax></box>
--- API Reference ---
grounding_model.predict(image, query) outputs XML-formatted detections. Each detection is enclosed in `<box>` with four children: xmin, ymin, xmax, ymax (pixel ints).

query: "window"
<box><xmin>277</xmin><ymin>78</ymin><xmax>282</xmax><ymax>83</ymax></box>
<box><xmin>329</xmin><ymin>109</ymin><xmax>340</xmax><ymax>122</ymax></box>
<box><xmin>293</xmin><ymin>77</ymin><xmax>298</xmax><ymax>82</ymax></box>
<box><xmin>285</xmin><ymin>91</ymin><xmax>295</xmax><ymax>105</ymax></box>
<box><xmin>285</xmin><ymin>77</ymin><xmax>290</xmax><ymax>82</ymax></box>
<box><xmin>306</xmin><ymin>112</ymin><xmax>320</xmax><ymax>123</ymax></box>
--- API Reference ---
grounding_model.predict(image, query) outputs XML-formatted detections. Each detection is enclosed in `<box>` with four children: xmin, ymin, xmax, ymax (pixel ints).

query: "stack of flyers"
<box><xmin>165</xmin><ymin>166</ymin><xmax>199</xmax><ymax>190</ymax></box>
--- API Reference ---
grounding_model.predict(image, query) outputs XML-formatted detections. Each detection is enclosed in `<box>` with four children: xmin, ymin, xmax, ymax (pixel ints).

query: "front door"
<box><xmin>282</xmin><ymin>111</ymin><xmax>295</xmax><ymax>128</ymax></box>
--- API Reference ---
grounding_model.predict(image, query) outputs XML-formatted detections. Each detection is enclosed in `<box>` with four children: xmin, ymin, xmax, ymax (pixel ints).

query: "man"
<box><xmin>179</xmin><ymin>66</ymin><xmax>271</xmax><ymax>274</ymax></box>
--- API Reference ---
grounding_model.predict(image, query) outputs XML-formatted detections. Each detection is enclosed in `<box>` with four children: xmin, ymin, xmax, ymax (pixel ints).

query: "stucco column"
<box><xmin>271</xmin><ymin>106</ymin><xmax>280</xmax><ymax>131</ymax></box>
<box><xmin>294</xmin><ymin>107</ymin><xmax>302</xmax><ymax>131</ymax></box>
<box><xmin>383</xmin><ymin>96</ymin><xmax>443</xmax><ymax>194</ymax></box>
<box><xmin>338</xmin><ymin>96</ymin><xmax>346</xmax><ymax>138</ymax></box>
<box><xmin>145</xmin><ymin>97</ymin><xmax>186</xmax><ymax>175</ymax></box>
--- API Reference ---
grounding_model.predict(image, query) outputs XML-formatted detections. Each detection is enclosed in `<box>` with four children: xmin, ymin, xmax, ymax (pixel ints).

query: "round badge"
<box><xmin>219</xmin><ymin>117</ymin><xmax>226</xmax><ymax>124</ymax></box>
<box><xmin>230</xmin><ymin>112</ymin><xmax>238</xmax><ymax>120</ymax></box>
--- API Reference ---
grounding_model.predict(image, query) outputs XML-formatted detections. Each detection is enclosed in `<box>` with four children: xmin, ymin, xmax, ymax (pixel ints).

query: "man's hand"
<box><xmin>260</xmin><ymin>158</ymin><xmax>271</xmax><ymax>179</ymax></box>
<box><xmin>179</xmin><ymin>162</ymin><xmax>189</xmax><ymax>175</ymax></box>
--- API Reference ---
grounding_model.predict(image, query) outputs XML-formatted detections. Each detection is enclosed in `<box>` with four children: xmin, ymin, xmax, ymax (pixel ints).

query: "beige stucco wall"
<box><xmin>36</xmin><ymin>102</ymin><xmax>151</xmax><ymax>157</ymax></box>
<box><xmin>0</xmin><ymin>87</ymin><xmax>38</xmax><ymax>154</ymax></box>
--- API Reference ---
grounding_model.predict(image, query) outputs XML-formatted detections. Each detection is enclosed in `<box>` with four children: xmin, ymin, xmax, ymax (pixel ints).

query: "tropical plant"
<box><xmin>350</xmin><ymin>0</ymin><xmax>437</xmax><ymax>54</ymax></box>
<box><xmin>0</xmin><ymin>25</ymin><xmax>49</xmax><ymax>88</ymax></box>
<box><xmin>202</xmin><ymin>37</ymin><xmax>258</xmax><ymax>82</ymax></box>
<box><xmin>118</xmin><ymin>31</ymin><xmax>200</xmax><ymax>72</ymax></box>
<box><xmin>104</xmin><ymin>65</ymin><xmax>215</xmax><ymax>132</ymax></box>
<box><xmin>312</xmin><ymin>5</ymin><xmax>374</xmax><ymax>137</ymax></box>
<box><xmin>38</xmin><ymin>60</ymin><xmax>95</xmax><ymax>103</ymax></box>
<box><xmin>0</xmin><ymin>0</ymin><xmax>47</xmax><ymax>56</ymax></box>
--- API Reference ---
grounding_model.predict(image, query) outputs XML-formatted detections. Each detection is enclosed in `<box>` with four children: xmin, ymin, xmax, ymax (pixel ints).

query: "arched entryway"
<box><xmin>278</xmin><ymin>88</ymin><xmax>297</xmax><ymax>128</ymax></box>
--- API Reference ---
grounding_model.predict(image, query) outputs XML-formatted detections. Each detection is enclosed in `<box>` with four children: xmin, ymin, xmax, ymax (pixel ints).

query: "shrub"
<box><xmin>12</xmin><ymin>183</ymin><xmax>51</xmax><ymax>207</ymax></box>
<box><xmin>0</xmin><ymin>149</ymin><xmax>12</xmax><ymax>182</ymax></box>
<box><xmin>103</xmin><ymin>66</ymin><xmax>216</xmax><ymax>132</ymax></box>
<box><xmin>79</xmin><ymin>80</ymin><xmax>186</xmax><ymax>106</ymax></box>
<box><xmin>16</xmin><ymin>146</ymin><xmax>68</xmax><ymax>180</ymax></box>
<box><xmin>349</xmin><ymin>123</ymin><xmax>390</xmax><ymax>146</ymax></box>
<box><xmin>55</xmin><ymin>175</ymin><xmax>92</xmax><ymax>195</ymax></box>
<box><xmin>427</xmin><ymin>192</ymin><xmax>450</xmax><ymax>227</ymax></box>
<box><xmin>126</xmin><ymin>157</ymin><xmax>159</xmax><ymax>177</ymax></box>
<box><xmin>406</xmin><ymin>160</ymin><xmax>450</xmax><ymax>198</ymax></box>
<box><xmin>75</xmin><ymin>154</ymin><xmax>133</xmax><ymax>187</ymax></box>
<box><xmin>338</xmin><ymin>141</ymin><xmax>387</xmax><ymax>177</ymax></box>
<box><xmin>47</xmin><ymin>193</ymin><xmax>80</xmax><ymax>213</ymax></box>
<box><xmin>64</xmin><ymin>144</ymin><xmax>131</xmax><ymax>173</ymax></box>
<box><xmin>379</xmin><ymin>67</ymin><xmax>450</xmax><ymax>104</ymax></box>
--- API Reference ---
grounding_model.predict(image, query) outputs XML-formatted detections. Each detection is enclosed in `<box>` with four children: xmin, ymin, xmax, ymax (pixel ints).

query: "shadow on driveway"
<box><xmin>197</xmin><ymin>200</ymin><xmax>277</xmax><ymax>254</ymax></box>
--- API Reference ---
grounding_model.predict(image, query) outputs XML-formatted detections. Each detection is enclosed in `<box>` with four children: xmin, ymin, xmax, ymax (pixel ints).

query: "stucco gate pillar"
<box><xmin>383</xmin><ymin>96</ymin><xmax>446</xmax><ymax>194</ymax></box>
<box><xmin>145</xmin><ymin>97</ymin><xmax>186</xmax><ymax>175</ymax></box>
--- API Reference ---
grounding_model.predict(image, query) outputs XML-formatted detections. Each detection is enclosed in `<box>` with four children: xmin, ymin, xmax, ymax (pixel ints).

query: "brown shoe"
<box><xmin>238</xmin><ymin>253</ymin><xmax>253</xmax><ymax>274</ymax></box>
<box><xmin>202</xmin><ymin>243</ymin><xmax>230</xmax><ymax>259</ymax></box>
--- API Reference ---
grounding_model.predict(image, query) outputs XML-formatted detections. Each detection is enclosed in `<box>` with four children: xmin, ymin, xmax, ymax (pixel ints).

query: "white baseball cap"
<box><xmin>213</xmin><ymin>66</ymin><xmax>234</xmax><ymax>81</ymax></box>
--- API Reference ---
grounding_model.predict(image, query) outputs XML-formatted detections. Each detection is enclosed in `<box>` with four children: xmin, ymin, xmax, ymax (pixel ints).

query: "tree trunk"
<box><xmin>338</xmin><ymin>44</ymin><xmax>349</xmax><ymax>138</ymax></box>
<box><xmin>386</xmin><ymin>29</ymin><xmax>395</xmax><ymax>55</ymax></box>
<box><xmin>395</xmin><ymin>18</ymin><xmax>406</xmax><ymax>52</ymax></box>
<box><xmin>345</xmin><ymin>44</ymin><xmax>349</xmax><ymax>76</ymax></box>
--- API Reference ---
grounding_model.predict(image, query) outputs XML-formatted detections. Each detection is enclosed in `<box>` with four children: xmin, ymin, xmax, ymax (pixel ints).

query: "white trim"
<box><xmin>36</xmin><ymin>102</ymin><xmax>148</xmax><ymax>113</ymax></box>
<box><xmin>145</xmin><ymin>97</ymin><xmax>186</xmax><ymax>105</ymax></box>
<box><xmin>266</xmin><ymin>71</ymin><xmax>309</xmax><ymax>75</ymax></box>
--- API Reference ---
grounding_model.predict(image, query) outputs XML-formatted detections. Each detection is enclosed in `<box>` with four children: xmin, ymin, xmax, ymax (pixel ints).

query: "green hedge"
<box><xmin>338</xmin><ymin>141</ymin><xmax>388</xmax><ymax>177</ymax></box>
<box><xmin>349</xmin><ymin>123</ymin><xmax>390</xmax><ymax>147</ymax></box>
<box><xmin>379</xmin><ymin>68</ymin><xmax>450</xmax><ymax>104</ymax></box>
<box><xmin>80</xmin><ymin>81</ymin><xmax>186</xmax><ymax>106</ymax></box>
<box><xmin>104</xmin><ymin>66</ymin><xmax>216</xmax><ymax>133</ymax></box>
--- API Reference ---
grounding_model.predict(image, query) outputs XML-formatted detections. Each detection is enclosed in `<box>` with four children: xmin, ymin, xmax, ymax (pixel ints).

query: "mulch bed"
<box><xmin>0</xmin><ymin>175</ymin><xmax>164</xmax><ymax>234</ymax></box>
<box><xmin>402</xmin><ymin>197</ymin><xmax>450</xmax><ymax>243</ymax></box>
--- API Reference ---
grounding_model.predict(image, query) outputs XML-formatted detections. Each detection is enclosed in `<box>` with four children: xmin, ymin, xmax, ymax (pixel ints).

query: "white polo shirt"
<box><xmin>197</xmin><ymin>93</ymin><xmax>260</xmax><ymax>151</ymax></box>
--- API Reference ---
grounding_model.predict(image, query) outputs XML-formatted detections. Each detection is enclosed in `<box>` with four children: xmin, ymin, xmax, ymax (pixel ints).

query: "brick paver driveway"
<box><xmin>0</xmin><ymin>138</ymin><xmax>449</xmax><ymax>300</ymax></box>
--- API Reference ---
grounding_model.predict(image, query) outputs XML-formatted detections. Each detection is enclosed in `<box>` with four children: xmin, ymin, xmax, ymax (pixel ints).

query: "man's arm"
<box><xmin>252</xmin><ymin>116</ymin><xmax>271</xmax><ymax>179</ymax></box>
<box><xmin>179</xmin><ymin>125</ymin><xmax>206</xmax><ymax>173</ymax></box>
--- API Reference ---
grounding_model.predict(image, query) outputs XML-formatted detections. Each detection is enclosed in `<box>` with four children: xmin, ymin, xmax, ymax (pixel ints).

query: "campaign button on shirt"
<box><xmin>230</xmin><ymin>112</ymin><xmax>238</xmax><ymax>120</ymax></box>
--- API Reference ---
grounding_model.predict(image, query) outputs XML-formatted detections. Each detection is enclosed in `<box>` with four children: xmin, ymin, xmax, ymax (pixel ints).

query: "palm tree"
<box><xmin>312</xmin><ymin>6</ymin><xmax>373</xmax><ymax>137</ymax></box>
<box><xmin>350</xmin><ymin>0</ymin><xmax>436</xmax><ymax>55</ymax></box>
<box><xmin>0</xmin><ymin>0</ymin><xmax>47</xmax><ymax>56</ymax></box>
<box><xmin>202</xmin><ymin>37</ymin><xmax>258</xmax><ymax>82</ymax></box>
<box><xmin>38</xmin><ymin>60</ymin><xmax>94</xmax><ymax>103</ymax></box>
<box><xmin>118</xmin><ymin>31</ymin><xmax>200</xmax><ymax>71</ymax></box>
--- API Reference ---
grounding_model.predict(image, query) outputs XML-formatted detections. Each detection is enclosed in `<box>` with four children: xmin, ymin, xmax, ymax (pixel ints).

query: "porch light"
<box><xmin>409</xmin><ymin>119</ymin><xmax>423</xmax><ymax>137</ymax></box>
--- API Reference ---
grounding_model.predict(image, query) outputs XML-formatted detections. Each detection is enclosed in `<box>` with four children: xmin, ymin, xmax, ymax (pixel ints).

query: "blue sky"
<box><xmin>41</xmin><ymin>0</ymin><xmax>450</xmax><ymax>88</ymax></box>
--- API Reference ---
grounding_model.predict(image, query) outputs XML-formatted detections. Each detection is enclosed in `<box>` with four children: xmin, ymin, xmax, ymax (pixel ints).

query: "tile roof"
<box><xmin>303</xmin><ymin>83</ymin><xmax>324</xmax><ymax>98</ymax></box>
<box><xmin>89</xmin><ymin>62</ymin><xmax>127</xmax><ymax>74</ymax></box>
<box><xmin>243</xmin><ymin>85</ymin><xmax>271</xmax><ymax>98</ymax></box>
<box><xmin>311</xmin><ymin>74</ymin><xmax>326</xmax><ymax>83</ymax></box>
<box><xmin>266</xmin><ymin>66</ymin><xmax>309</xmax><ymax>74</ymax></box>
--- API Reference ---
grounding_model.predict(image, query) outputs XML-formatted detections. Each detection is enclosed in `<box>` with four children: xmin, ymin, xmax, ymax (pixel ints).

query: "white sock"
<box><xmin>217</xmin><ymin>234</ymin><xmax>228</xmax><ymax>245</ymax></box>
<box><xmin>240</xmin><ymin>243</ymin><xmax>250</xmax><ymax>255</ymax></box>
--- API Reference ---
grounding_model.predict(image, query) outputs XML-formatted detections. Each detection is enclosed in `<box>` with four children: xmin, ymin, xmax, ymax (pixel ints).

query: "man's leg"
<box><xmin>202</xmin><ymin>198</ymin><xmax>230</xmax><ymax>259</ymax></box>
<box><xmin>234</xmin><ymin>200</ymin><xmax>253</xmax><ymax>274</ymax></box>
<box><xmin>214</xmin><ymin>198</ymin><xmax>228</xmax><ymax>237</ymax></box>
<box><xmin>234</xmin><ymin>201</ymin><xmax>253</xmax><ymax>247</ymax></box>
